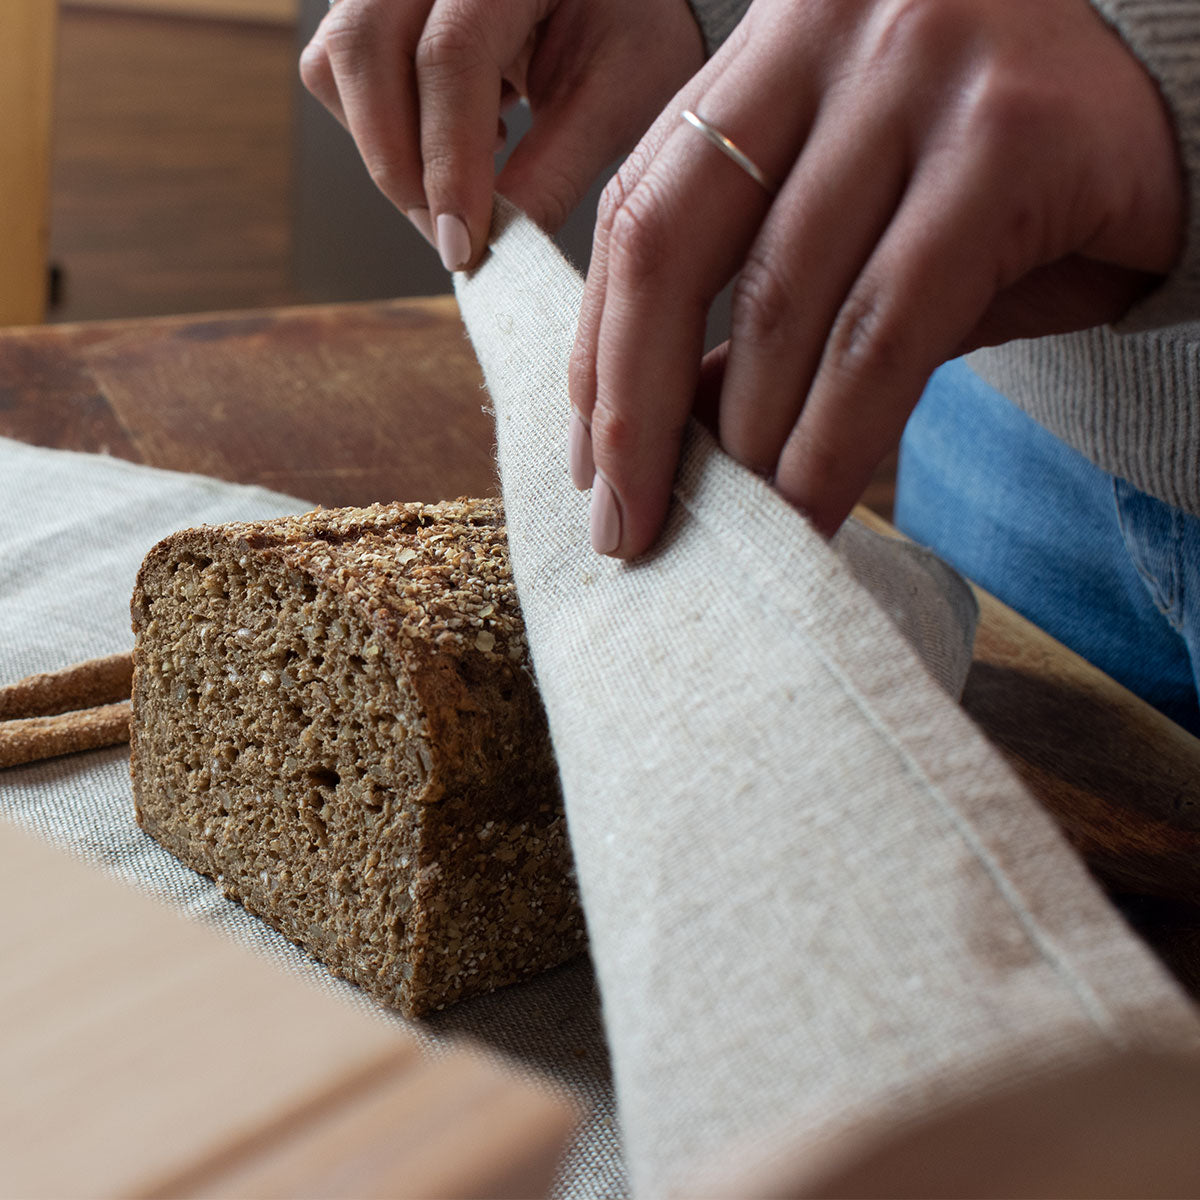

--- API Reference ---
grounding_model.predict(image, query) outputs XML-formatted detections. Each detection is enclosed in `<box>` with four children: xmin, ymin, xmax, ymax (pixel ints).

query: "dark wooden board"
<box><xmin>1</xmin><ymin>297</ymin><xmax>495</xmax><ymax>506</ymax></box>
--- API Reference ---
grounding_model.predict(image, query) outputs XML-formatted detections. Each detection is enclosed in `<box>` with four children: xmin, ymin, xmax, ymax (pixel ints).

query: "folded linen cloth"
<box><xmin>454</xmin><ymin>200</ymin><xmax>1200</xmax><ymax>1196</ymax></box>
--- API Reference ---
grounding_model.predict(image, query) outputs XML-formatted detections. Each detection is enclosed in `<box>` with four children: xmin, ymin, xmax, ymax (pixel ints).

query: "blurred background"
<box><xmin>14</xmin><ymin>0</ymin><xmax>604</xmax><ymax>326</ymax></box>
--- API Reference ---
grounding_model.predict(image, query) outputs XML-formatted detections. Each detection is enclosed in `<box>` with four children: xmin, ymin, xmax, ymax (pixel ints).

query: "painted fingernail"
<box><xmin>590</xmin><ymin>475</ymin><xmax>621</xmax><ymax>556</ymax></box>
<box><xmin>406</xmin><ymin>206</ymin><xmax>436</xmax><ymax>249</ymax></box>
<box><xmin>436</xmin><ymin>213</ymin><xmax>472</xmax><ymax>272</ymax></box>
<box><xmin>569</xmin><ymin>410</ymin><xmax>595</xmax><ymax>490</ymax></box>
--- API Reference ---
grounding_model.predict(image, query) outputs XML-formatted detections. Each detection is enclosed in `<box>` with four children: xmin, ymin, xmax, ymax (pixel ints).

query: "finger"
<box><xmin>496</xmin><ymin>4</ymin><xmax>704</xmax><ymax>235</ymax></box>
<box><xmin>568</xmin><ymin>66</ymin><xmax>716</xmax><ymax>469</ymax></box>
<box><xmin>694</xmin><ymin>342</ymin><xmax>729</xmax><ymax>436</ymax></box>
<box><xmin>298</xmin><ymin>22</ymin><xmax>347</xmax><ymax>128</ymax></box>
<box><xmin>718</xmin><ymin>101</ymin><xmax>907</xmax><ymax>479</ymax></box>
<box><xmin>569</xmin><ymin>19</ymin><xmax>751</xmax><ymax>439</ymax></box>
<box><xmin>321</xmin><ymin>0</ymin><xmax>432</xmax><ymax>234</ymax></box>
<box><xmin>586</xmin><ymin>81</ymin><xmax>812</xmax><ymax>557</ymax></box>
<box><xmin>417</xmin><ymin>0</ymin><xmax>547</xmax><ymax>270</ymax></box>
<box><xmin>775</xmin><ymin>165</ymin><xmax>1008</xmax><ymax>538</ymax></box>
<box><xmin>499</xmin><ymin>87</ymin><xmax>664</xmax><ymax>236</ymax></box>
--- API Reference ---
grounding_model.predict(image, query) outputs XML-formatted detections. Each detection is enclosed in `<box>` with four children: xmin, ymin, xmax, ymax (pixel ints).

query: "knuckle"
<box><xmin>320</xmin><ymin>3</ymin><xmax>375</xmax><ymax>65</ymax></box>
<box><xmin>606</xmin><ymin>188</ymin><xmax>672</xmax><ymax>287</ymax></box>
<box><xmin>596</xmin><ymin>169</ymin><xmax>632</xmax><ymax>238</ymax></box>
<box><xmin>298</xmin><ymin>39</ymin><xmax>332</xmax><ymax>97</ymax></box>
<box><xmin>362</xmin><ymin>152</ymin><xmax>410</xmax><ymax>204</ymax></box>
<box><xmin>827</xmin><ymin>286</ymin><xmax>909</xmax><ymax>380</ymax></box>
<box><xmin>866</xmin><ymin>0</ymin><xmax>967</xmax><ymax>64</ymax></box>
<box><xmin>961</xmin><ymin>67</ymin><xmax>1055</xmax><ymax>151</ymax></box>
<box><xmin>417</xmin><ymin>137</ymin><xmax>457</xmax><ymax>177</ymax></box>
<box><xmin>567</xmin><ymin>346</ymin><xmax>594</xmax><ymax>413</ymax></box>
<box><xmin>416</xmin><ymin>9</ymin><xmax>484</xmax><ymax>83</ymax></box>
<box><xmin>731</xmin><ymin>257</ymin><xmax>799</xmax><ymax>345</ymax></box>
<box><xmin>588</xmin><ymin>397</ymin><xmax>640</xmax><ymax>464</ymax></box>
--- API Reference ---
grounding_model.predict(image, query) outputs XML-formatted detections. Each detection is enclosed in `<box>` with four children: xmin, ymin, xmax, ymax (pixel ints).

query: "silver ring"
<box><xmin>681</xmin><ymin>109</ymin><xmax>778</xmax><ymax>196</ymax></box>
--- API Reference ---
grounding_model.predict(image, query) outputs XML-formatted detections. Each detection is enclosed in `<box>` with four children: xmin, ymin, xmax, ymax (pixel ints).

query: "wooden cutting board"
<box><xmin>0</xmin><ymin>820</ymin><xmax>573</xmax><ymax>1199</ymax></box>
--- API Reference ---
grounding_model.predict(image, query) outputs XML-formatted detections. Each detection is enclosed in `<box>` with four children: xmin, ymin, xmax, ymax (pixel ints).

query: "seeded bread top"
<box><xmin>135</xmin><ymin>498</ymin><xmax>528</xmax><ymax>669</ymax></box>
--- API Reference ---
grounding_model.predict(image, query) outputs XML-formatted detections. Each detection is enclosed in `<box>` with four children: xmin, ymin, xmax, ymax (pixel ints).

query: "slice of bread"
<box><xmin>130</xmin><ymin>498</ymin><xmax>584</xmax><ymax>1015</ymax></box>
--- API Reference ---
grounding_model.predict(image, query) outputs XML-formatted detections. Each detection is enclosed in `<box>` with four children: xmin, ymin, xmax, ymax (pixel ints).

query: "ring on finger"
<box><xmin>681</xmin><ymin>109</ymin><xmax>779</xmax><ymax>196</ymax></box>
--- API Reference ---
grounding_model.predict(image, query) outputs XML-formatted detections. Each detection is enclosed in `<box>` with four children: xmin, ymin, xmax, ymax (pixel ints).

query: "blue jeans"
<box><xmin>895</xmin><ymin>358</ymin><xmax>1200</xmax><ymax>736</ymax></box>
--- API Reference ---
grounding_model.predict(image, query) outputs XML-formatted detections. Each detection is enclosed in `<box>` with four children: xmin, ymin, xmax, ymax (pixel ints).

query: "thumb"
<box><xmin>495</xmin><ymin>89</ymin><xmax>648</xmax><ymax>233</ymax></box>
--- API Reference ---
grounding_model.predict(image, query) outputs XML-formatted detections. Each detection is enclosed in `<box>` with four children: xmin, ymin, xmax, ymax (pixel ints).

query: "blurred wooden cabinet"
<box><xmin>0</xmin><ymin>0</ymin><xmax>56</xmax><ymax>326</ymax></box>
<box><xmin>64</xmin><ymin>0</ymin><xmax>297</xmax><ymax>22</ymax></box>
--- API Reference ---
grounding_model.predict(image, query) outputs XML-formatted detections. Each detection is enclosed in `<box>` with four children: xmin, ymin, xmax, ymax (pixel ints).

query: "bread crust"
<box><xmin>130</xmin><ymin>498</ymin><xmax>583</xmax><ymax>1015</ymax></box>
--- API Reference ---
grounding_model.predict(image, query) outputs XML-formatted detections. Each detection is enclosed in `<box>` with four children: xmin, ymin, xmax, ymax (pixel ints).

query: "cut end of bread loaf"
<box><xmin>130</xmin><ymin>498</ymin><xmax>584</xmax><ymax>1016</ymax></box>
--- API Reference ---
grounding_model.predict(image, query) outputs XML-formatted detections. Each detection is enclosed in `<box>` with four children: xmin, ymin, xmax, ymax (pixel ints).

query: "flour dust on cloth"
<box><xmin>0</xmin><ymin>436</ymin><xmax>626</xmax><ymax>1200</ymax></box>
<box><xmin>454</xmin><ymin>199</ymin><xmax>1200</xmax><ymax>1197</ymax></box>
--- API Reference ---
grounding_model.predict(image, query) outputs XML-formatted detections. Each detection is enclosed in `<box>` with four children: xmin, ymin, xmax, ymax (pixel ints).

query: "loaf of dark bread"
<box><xmin>130</xmin><ymin>498</ymin><xmax>584</xmax><ymax>1015</ymax></box>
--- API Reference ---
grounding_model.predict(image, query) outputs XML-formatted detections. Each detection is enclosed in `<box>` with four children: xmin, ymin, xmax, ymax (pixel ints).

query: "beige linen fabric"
<box><xmin>454</xmin><ymin>201</ymin><xmax>1200</xmax><ymax>1196</ymax></box>
<box><xmin>0</xmin><ymin>436</ymin><xmax>623</xmax><ymax>1200</ymax></box>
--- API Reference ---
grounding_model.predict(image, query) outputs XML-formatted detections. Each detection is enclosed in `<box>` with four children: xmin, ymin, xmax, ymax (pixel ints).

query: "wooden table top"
<box><xmin>1</xmin><ymin>297</ymin><xmax>496</xmax><ymax>506</ymax></box>
<box><xmin>3</xmin><ymin>295</ymin><xmax>1199</xmax><ymax>995</ymax></box>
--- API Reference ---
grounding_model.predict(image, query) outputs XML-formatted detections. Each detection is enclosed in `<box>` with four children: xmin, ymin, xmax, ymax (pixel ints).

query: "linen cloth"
<box><xmin>0</xmin><ymin>368</ymin><xmax>974</xmax><ymax>1195</ymax></box>
<box><xmin>453</xmin><ymin>200</ymin><xmax>1200</xmax><ymax>1196</ymax></box>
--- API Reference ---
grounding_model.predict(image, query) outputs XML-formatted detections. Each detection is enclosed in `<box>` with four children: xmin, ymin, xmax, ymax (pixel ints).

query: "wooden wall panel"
<box><xmin>0</xmin><ymin>0</ymin><xmax>57</xmax><ymax>326</ymax></box>
<box><xmin>62</xmin><ymin>0</ymin><xmax>297</xmax><ymax>25</ymax></box>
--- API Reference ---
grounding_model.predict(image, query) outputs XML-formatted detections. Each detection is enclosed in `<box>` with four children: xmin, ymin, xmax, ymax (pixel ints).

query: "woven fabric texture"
<box><xmin>454</xmin><ymin>200</ymin><xmax>1200</xmax><ymax>1196</ymax></box>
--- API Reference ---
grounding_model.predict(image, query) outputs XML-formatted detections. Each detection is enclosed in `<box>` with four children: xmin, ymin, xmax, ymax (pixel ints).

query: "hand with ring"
<box><xmin>568</xmin><ymin>0</ymin><xmax>1186</xmax><ymax>556</ymax></box>
<box><xmin>300</xmin><ymin>0</ymin><xmax>704</xmax><ymax>271</ymax></box>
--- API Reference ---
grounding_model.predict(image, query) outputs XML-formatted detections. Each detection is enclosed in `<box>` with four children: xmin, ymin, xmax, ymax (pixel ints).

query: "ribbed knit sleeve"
<box><xmin>685</xmin><ymin>0</ymin><xmax>751</xmax><ymax>56</ymax></box>
<box><xmin>1088</xmin><ymin>0</ymin><xmax>1200</xmax><ymax>331</ymax></box>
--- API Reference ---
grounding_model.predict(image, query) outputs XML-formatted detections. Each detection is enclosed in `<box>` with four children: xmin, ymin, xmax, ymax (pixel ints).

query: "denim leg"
<box><xmin>1113</xmin><ymin>479</ymin><xmax>1200</xmax><ymax>728</ymax></box>
<box><xmin>895</xmin><ymin>358</ymin><xmax>1200</xmax><ymax>734</ymax></box>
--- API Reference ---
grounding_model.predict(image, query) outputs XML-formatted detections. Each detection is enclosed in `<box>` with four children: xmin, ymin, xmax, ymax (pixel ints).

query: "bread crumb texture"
<box><xmin>130</xmin><ymin>499</ymin><xmax>584</xmax><ymax>1016</ymax></box>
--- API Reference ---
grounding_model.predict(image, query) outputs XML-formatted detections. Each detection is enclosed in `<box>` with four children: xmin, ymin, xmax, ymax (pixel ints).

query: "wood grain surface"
<box><xmin>0</xmin><ymin>0</ymin><xmax>56</xmax><ymax>325</ymax></box>
<box><xmin>0</xmin><ymin>298</ymin><xmax>495</xmax><ymax>505</ymax></box>
<box><xmin>0</xmin><ymin>820</ymin><xmax>572</xmax><ymax>1199</ymax></box>
<box><xmin>64</xmin><ymin>0</ymin><xmax>297</xmax><ymax>24</ymax></box>
<box><xmin>50</xmin><ymin>9</ymin><xmax>303</xmax><ymax>324</ymax></box>
<box><xmin>3</xmin><ymin>297</ymin><xmax>1198</xmax><ymax>995</ymax></box>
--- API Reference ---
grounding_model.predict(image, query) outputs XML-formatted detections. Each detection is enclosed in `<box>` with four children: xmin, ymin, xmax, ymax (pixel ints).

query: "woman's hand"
<box><xmin>569</xmin><ymin>0</ymin><xmax>1186</xmax><ymax>555</ymax></box>
<box><xmin>300</xmin><ymin>0</ymin><xmax>705</xmax><ymax>270</ymax></box>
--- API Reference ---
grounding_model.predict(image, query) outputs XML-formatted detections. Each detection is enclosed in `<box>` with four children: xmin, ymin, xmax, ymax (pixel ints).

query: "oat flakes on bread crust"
<box><xmin>130</xmin><ymin>498</ymin><xmax>584</xmax><ymax>1016</ymax></box>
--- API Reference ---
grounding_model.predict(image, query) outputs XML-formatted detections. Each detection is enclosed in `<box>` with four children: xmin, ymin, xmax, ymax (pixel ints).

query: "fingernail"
<box><xmin>436</xmin><ymin>213</ymin><xmax>471</xmax><ymax>272</ymax></box>
<box><xmin>569</xmin><ymin>410</ymin><xmax>595</xmax><ymax>490</ymax></box>
<box><xmin>590</xmin><ymin>475</ymin><xmax>622</xmax><ymax>556</ymax></box>
<box><xmin>406</xmin><ymin>206</ymin><xmax>436</xmax><ymax>249</ymax></box>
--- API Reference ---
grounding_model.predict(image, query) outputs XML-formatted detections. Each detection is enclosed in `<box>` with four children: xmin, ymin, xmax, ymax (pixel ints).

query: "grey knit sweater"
<box><xmin>688</xmin><ymin>0</ymin><xmax>1200</xmax><ymax>516</ymax></box>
